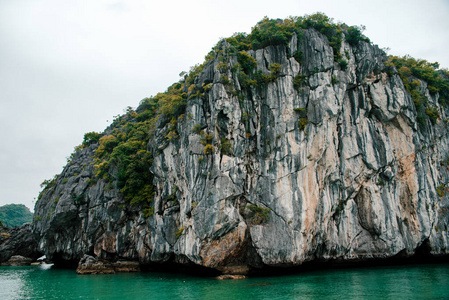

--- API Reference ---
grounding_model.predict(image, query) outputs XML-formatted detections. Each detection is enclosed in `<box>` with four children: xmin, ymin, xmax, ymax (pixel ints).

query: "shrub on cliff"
<box><xmin>345</xmin><ymin>25</ymin><xmax>370</xmax><ymax>46</ymax></box>
<box><xmin>248</xmin><ymin>204</ymin><xmax>270</xmax><ymax>225</ymax></box>
<box><xmin>386</xmin><ymin>56</ymin><xmax>449</xmax><ymax>102</ymax></box>
<box><xmin>386</xmin><ymin>55</ymin><xmax>449</xmax><ymax>128</ymax></box>
<box><xmin>249</xmin><ymin>17</ymin><xmax>295</xmax><ymax>50</ymax></box>
<box><xmin>93</xmin><ymin>109</ymin><xmax>155</xmax><ymax>207</ymax></box>
<box><xmin>81</xmin><ymin>131</ymin><xmax>101</xmax><ymax>148</ymax></box>
<box><xmin>237</xmin><ymin>51</ymin><xmax>257</xmax><ymax>74</ymax></box>
<box><xmin>217</xmin><ymin>13</ymin><xmax>369</xmax><ymax>63</ymax></box>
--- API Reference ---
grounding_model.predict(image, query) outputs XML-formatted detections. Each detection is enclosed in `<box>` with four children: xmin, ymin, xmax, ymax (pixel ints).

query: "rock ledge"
<box><xmin>76</xmin><ymin>255</ymin><xmax>140</xmax><ymax>274</ymax></box>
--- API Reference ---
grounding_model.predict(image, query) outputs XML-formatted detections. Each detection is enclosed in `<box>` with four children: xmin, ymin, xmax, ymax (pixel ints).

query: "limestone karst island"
<box><xmin>2</xmin><ymin>14</ymin><xmax>449</xmax><ymax>278</ymax></box>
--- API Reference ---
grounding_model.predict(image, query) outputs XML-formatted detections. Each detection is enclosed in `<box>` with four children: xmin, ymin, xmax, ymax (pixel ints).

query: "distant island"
<box><xmin>0</xmin><ymin>204</ymin><xmax>33</xmax><ymax>228</ymax></box>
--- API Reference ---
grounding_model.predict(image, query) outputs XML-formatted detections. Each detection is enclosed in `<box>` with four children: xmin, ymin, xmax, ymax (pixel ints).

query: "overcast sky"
<box><xmin>1</xmin><ymin>0</ymin><xmax>448</xmax><ymax>212</ymax></box>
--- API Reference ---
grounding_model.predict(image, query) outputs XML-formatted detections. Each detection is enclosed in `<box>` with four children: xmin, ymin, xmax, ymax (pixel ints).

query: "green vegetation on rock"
<box><xmin>0</xmin><ymin>204</ymin><xmax>33</xmax><ymax>228</ymax></box>
<box><xmin>248</xmin><ymin>204</ymin><xmax>270</xmax><ymax>225</ymax></box>
<box><xmin>222</xmin><ymin>13</ymin><xmax>370</xmax><ymax>61</ymax></box>
<box><xmin>91</xmin><ymin>80</ymin><xmax>190</xmax><ymax>208</ymax></box>
<box><xmin>294</xmin><ymin>108</ymin><xmax>309</xmax><ymax>131</ymax></box>
<box><xmin>345</xmin><ymin>25</ymin><xmax>370</xmax><ymax>46</ymax></box>
<box><xmin>385</xmin><ymin>56</ymin><xmax>449</xmax><ymax>128</ymax></box>
<box><xmin>36</xmin><ymin>52</ymin><xmax>207</xmax><ymax>213</ymax></box>
<box><xmin>210</xmin><ymin>13</ymin><xmax>371</xmax><ymax>95</ymax></box>
<box><xmin>93</xmin><ymin>108</ymin><xmax>155</xmax><ymax>207</ymax></box>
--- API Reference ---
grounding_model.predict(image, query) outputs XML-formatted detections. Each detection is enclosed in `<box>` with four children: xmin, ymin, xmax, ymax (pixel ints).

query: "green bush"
<box><xmin>386</xmin><ymin>55</ymin><xmax>449</xmax><ymax>104</ymax></box>
<box><xmin>219</xmin><ymin>138</ymin><xmax>233</xmax><ymax>155</ymax></box>
<box><xmin>293</xmin><ymin>74</ymin><xmax>307</xmax><ymax>90</ymax></box>
<box><xmin>217</xmin><ymin>62</ymin><xmax>228</xmax><ymax>72</ymax></box>
<box><xmin>294</xmin><ymin>107</ymin><xmax>307</xmax><ymax>116</ymax></box>
<box><xmin>437</xmin><ymin>184</ymin><xmax>446</xmax><ymax>197</ymax></box>
<box><xmin>40</xmin><ymin>175</ymin><xmax>58</xmax><ymax>190</ymax></box>
<box><xmin>425</xmin><ymin>105</ymin><xmax>440</xmax><ymax>125</ymax></box>
<box><xmin>82</xmin><ymin>132</ymin><xmax>101</xmax><ymax>148</ymax></box>
<box><xmin>191</xmin><ymin>124</ymin><xmax>203</xmax><ymax>134</ymax></box>
<box><xmin>96</xmin><ymin>135</ymin><xmax>118</xmax><ymax>157</ymax></box>
<box><xmin>301</xmin><ymin>13</ymin><xmax>333</xmax><ymax>33</ymax></box>
<box><xmin>254</xmin><ymin>70</ymin><xmax>276</xmax><ymax>85</ymax></box>
<box><xmin>248</xmin><ymin>204</ymin><xmax>270</xmax><ymax>225</ymax></box>
<box><xmin>345</xmin><ymin>25</ymin><xmax>370</xmax><ymax>46</ymax></box>
<box><xmin>156</xmin><ymin>85</ymin><xmax>187</xmax><ymax>123</ymax></box>
<box><xmin>220</xmin><ymin>75</ymin><xmax>231</xmax><ymax>85</ymax></box>
<box><xmin>299</xmin><ymin>117</ymin><xmax>309</xmax><ymax>131</ymax></box>
<box><xmin>234</xmin><ymin>13</ymin><xmax>345</xmax><ymax>59</ymax></box>
<box><xmin>338</xmin><ymin>59</ymin><xmax>348</xmax><ymax>70</ymax></box>
<box><xmin>92</xmin><ymin>105</ymin><xmax>158</xmax><ymax>209</ymax></box>
<box><xmin>237</xmin><ymin>51</ymin><xmax>257</xmax><ymax>74</ymax></box>
<box><xmin>219</xmin><ymin>13</ymin><xmax>348</xmax><ymax>58</ymax></box>
<box><xmin>331</xmin><ymin>75</ymin><xmax>339</xmax><ymax>85</ymax></box>
<box><xmin>249</xmin><ymin>17</ymin><xmax>295</xmax><ymax>50</ymax></box>
<box><xmin>269</xmin><ymin>63</ymin><xmax>282</xmax><ymax>76</ymax></box>
<box><xmin>386</xmin><ymin>55</ymin><xmax>449</xmax><ymax>128</ymax></box>
<box><xmin>294</xmin><ymin>107</ymin><xmax>308</xmax><ymax>131</ymax></box>
<box><xmin>204</xmin><ymin>14</ymin><xmax>367</xmax><ymax>93</ymax></box>
<box><xmin>204</xmin><ymin>144</ymin><xmax>214</xmax><ymax>155</ymax></box>
<box><xmin>184</xmin><ymin>63</ymin><xmax>207</xmax><ymax>86</ymax></box>
<box><xmin>225</xmin><ymin>33</ymin><xmax>252</xmax><ymax>51</ymax></box>
<box><xmin>200</xmin><ymin>132</ymin><xmax>213</xmax><ymax>145</ymax></box>
<box><xmin>301</xmin><ymin>13</ymin><xmax>343</xmax><ymax>60</ymax></box>
<box><xmin>165</xmin><ymin>118</ymin><xmax>179</xmax><ymax>141</ymax></box>
<box><xmin>293</xmin><ymin>50</ymin><xmax>303</xmax><ymax>63</ymax></box>
<box><xmin>238</xmin><ymin>71</ymin><xmax>257</xmax><ymax>89</ymax></box>
<box><xmin>175</xmin><ymin>226</ymin><xmax>184</xmax><ymax>238</ymax></box>
<box><xmin>165</xmin><ymin>130</ymin><xmax>178</xmax><ymax>141</ymax></box>
<box><xmin>73</xmin><ymin>193</ymin><xmax>86</xmax><ymax>205</ymax></box>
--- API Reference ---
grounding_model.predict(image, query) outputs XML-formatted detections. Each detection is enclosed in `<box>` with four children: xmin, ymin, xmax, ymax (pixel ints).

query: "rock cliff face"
<box><xmin>33</xmin><ymin>23</ymin><xmax>449</xmax><ymax>274</ymax></box>
<box><xmin>0</xmin><ymin>224</ymin><xmax>42</xmax><ymax>263</ymax></box>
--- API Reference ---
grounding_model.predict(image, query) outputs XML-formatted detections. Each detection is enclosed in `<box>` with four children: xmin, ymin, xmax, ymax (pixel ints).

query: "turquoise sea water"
<box><xmin>1</xmin><ymin>263</ymin><xmax>449</xmax><ymax>299</ymax></box>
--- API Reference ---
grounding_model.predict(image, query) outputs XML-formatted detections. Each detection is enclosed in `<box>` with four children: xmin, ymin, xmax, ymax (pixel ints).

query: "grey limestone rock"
<box><xmin>32</xmin><ymin>28</ymin><xmax>449</xmax><ymax>274</ymax></box>
<box><xmin>1</xmin><ymin>255</ymin><xmax>33</xmax><ymax>266</ymax></box>
<box><xmin>0</xmin><ymin>224</ymin><xmax>41</xmax><ymax>263</ymax></box>
<box><xmin>76</xmin><ymin>254</ymin><xmax>115</xmax><ymax>274</ymax></box>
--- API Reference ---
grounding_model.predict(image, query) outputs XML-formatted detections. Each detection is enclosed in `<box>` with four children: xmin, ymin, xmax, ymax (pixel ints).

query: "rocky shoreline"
<box><xmin>1</xmin><ymin>222</ymin><xmax>448</xmax><ymax>278</ymax></box>
<box><xmin>0</xmin><ymin>224</ymin><xmax>42</xmax><ymax>265</ymax></box>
